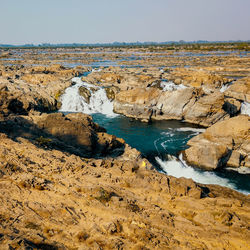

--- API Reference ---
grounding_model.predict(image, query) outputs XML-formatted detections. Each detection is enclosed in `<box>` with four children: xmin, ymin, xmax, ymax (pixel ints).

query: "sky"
<box><xmin>0</xmin><ymin>0</ymin><xmax>249</xmax><ymax>45</ymax></box>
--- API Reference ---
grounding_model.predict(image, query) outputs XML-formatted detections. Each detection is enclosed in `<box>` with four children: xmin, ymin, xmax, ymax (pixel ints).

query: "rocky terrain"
<box><xmin>0</xmin><ymin>47</ymin><xmax>250</xmax><ymax>249</ymax></box>
<box><xmin>0</xmin><ymin>126</ymin><xmax>249</xmax><ymax>249</ymax></box>
<box><xmin>81</xmin><ymin>66</ymin><xmax>250</xmax><ymax>173</ymax></box>
<box><xmin>82</xmin><ymin>67</ymin><xmax>249</xmax><ymax>126</ymax></box>
<box><xmin>0</xmin><ymin>64</ymin><xmax>89</xmax><ymax>117</ymax></box>
<box><xmin>184</xmin><ymin>115</ymin><xmax>250</xmax><ymax>172</ymax></box>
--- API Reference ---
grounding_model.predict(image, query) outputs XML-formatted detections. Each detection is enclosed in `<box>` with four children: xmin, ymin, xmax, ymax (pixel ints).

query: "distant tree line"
<box><xmin>0</xmin><ymin>40</ymin><xmax>249</xmax><ymax>51</ymax></box>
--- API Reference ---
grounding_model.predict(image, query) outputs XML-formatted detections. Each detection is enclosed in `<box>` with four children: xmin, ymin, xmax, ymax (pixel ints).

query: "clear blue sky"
<box><xmin>1</xmin><ymin>0</ymin><xmax>249</xmax><ymax>44</ymax></box>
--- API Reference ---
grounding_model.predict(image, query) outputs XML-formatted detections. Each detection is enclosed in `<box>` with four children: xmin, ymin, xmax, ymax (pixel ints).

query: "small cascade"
<box><xmin>155</xmin><ymin>155</ymin><xmax>249</xmax><ymax>194</ymax></box>
<box><xmin>59</xmin><ymin>77</ymin><xmax>117</xmax><ymax>117</ymax></box>
<box><xmin>220</xmin><ymin>81</ymin><xmax>234</xmax><ymax>93</ymax></box>
<box><xmin>160</xmin><ymin>81</ymin><xmax>187</xmax><ymax>91</ymax></box>
<box><xmin>241</xmin><ymin>101</ymin><xmax>250</xmax><ymax>116</ymax></box>
<box><xmin>220</xmin><ymin>84</ymin><xmax>229</xmax><ymax>93</ymax></box>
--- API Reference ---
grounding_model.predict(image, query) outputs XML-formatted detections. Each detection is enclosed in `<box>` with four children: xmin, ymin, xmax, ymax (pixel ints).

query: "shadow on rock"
<box><xmin>0</xmin><ymin>112</ymin><xmax>125</xmax><ymax>158</ymax></box>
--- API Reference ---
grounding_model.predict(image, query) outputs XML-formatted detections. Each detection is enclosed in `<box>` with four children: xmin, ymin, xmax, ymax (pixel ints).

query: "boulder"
<box><xmin>224</xmin><ymin>77</ymin><xmax>250</xmax><ymax>102</ymax></box>
<box><xmin>21</xmin><ymin>73</ymin><xmax>59</xmax><ymax>85</ymax></box>
<box><xmin>0</xmin><ymin>79</ymin><xmax>58</xmax><ymax>115</ymax></box>
<box><xmin>0</xmin><ymin>64</ymin><xmax>83</xmax><ymax>116</ymax></box>
<box><xmin>183</xmin><ymin>92</ymin><xmax>228</xmax><ymax>127</ymax></box>
<box><xmin>105</xmin><ymin>86</ymin><xmax>120</xmax><ymax>101</ymax></box>
<box><xmin>83</xmin><ymin>69</ymin><xmax>157</xmax><ymax>91</ymax></box>
<box><xmin>115</xmin><ymin>88</ymin><xmax>160</xmax><ymax>105</ymax></box>
<box><xmin>0</xmin><ymin>112</ymin><xmax>127</xmax><ymax>158</ymax></box>
<box><xmin>114</xmin><ymin>88</ymin><xmax>161</xmax><ymax>121</ymax></box>
<box><xmin>184</xmin><ymin>115</ymin><xmax>250</xmax><ymax>171</ymax></box>
<box><xmin>158</xmin><ymin>88</ymin><xmax>194</xmax><ymax>120</ymax></box>
<box><xmin>222</xmin><ymin>97</ymin><xmax>241</xmax><ymax>117</ymax></box>
<box><xmin>78</xmin><ymin>86</ymin><xmax>91</xmax><ymax>103</ymax></box>
<box><xmin>32</xmin><ymin>113</ymin><xmax>125</xmax><ymax>157</ymax></box>
<box><xmin>100</xmin><ymin>72</ymin><xmax>122</xmax><ymax>84</ymax></box>
<box><xmin>184</xmin><ymin>141</ymin><xmax>229</xmax><ymax>170</ymax></box>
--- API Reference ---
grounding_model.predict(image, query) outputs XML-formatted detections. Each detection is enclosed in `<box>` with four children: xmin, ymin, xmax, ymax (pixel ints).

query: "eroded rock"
<box><xmin>0</xmin><ymin>125</ymin><xmax>249</xmax><ymax>249</ymax></box>
<box><xmin>78</xmin><ymin>86</ymin><xmax>91</xmax><ymax>103</ymax></box>
<box><xmin>225</xmin><ymin>77</ymin><xmax>250</xmax><ymax>102</ymax></box>
<box><xmin>184</xmin><ymin>115</ymin><xmax>250</xmax><ymax>171</ymax></box>
<box><xmin>105</xmin><ymin>86</ymin><xmax>120</xmax><ymax>101</ymax></box>
<box><xmin>0</xmin><ymin>64</ymin><xmax>84</xmax><ymax>116</ymax></box>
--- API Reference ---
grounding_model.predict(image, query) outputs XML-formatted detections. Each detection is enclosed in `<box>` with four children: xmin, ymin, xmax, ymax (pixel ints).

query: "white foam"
<box><xmin>59</xmin><ymin>77</ymin><xmax>118</xmax><ymax>117</ymax></box>
<box><xmin>220</xmin><ymin>84</ymin><xmax>230</xmax><ymax>93</ymax></box>
<box><xmin>156</xmin><ymin>155</ymin><xmax>249</xmax><ymax>194</ymax></box>
<box><xmin>91</xmin><ymin>68</ymin><xmax>102</xmax><ymax>72</ymax></box>
<box><xmin>241</xmin><ymin>102</ymin><xmax>250</xmax><ymax>116</ymax></box>
<box><xmin>160</xmin><ymin>81</ymin><xmax>187</xmax><ymax>91</ymax></box>
<box><xmin>174</xmin><ymin>127</ymin><xmax>206</xmax><ymax>133</ymax></box>
<box><xmin>161</xmin><ymin>127</ymin><xmax>205</xmax><ymax>135</ymax></box>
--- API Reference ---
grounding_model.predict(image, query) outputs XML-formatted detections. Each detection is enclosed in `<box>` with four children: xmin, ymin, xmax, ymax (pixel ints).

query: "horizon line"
<box><xmin>1</xmin><ymin>40</ymin><xmax>250</xmax><ymax>48</ymax></box>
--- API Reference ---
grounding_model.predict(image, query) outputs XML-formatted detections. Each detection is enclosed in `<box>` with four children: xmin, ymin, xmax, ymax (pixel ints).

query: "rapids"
<box><xmin>59</xmin><ymin>77</ymin><xmax>117</xmax><ymax>117</ymax></box>
<box><xmin>241</xmin><ymin>101</ymin><xmax>250</xmax><ymax>116</ymax></box>
<box><xmin>59</xmin><ymin>77</ymin><xmax>250</xmax><ymax>194</ymax></box>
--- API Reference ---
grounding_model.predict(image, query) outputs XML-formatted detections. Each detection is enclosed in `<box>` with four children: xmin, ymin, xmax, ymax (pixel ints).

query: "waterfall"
<box><xmin>155</xmin><ymin>155</ymin><xmax>248</xmax><ymax>194</ymax></box>
<box><xmin>59</xmin><ymin>77</ymin><xmax>117</xmax><ymax>117</ymax></box>
<box><xmin>160</xmin><ymin>81</ymin><xmax>187</xmax><ymax>91</ymax></box>
<box><xmin>241</xmin><ymin>101</ymin><xmax>250</xmax><ymax>116</ymax></box>
<box><xmin>220</xmin><ymin>81</ymin><xmax>233</xmax><ymax>93</ymax></box>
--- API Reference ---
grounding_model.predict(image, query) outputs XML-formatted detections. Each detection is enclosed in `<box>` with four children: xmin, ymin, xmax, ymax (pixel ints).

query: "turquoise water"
<box><xmin>92</xmin><ymin>113</ymin><xmax>198</xmax><ymax>158</ymax></box>
<box><xmin>92</xmin><ymin>113</ymin><xmax>250</xmax><ymax>194</ymax></box>
<box><xmin>59</xmin><ymin>76</ymin><xmax>250</xmax><ymax>194</ymax></box>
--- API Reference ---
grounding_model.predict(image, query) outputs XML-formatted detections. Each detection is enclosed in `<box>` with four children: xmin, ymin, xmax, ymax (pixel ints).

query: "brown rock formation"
<box><xmin>184</xmin><ymin>115</ymin><xmax>250</xmax><ymax>172</ymax></box>
<box><xmin>105</xmin><ymin>86</ymin><xmax>120</xmax><ymax>101</ymax></box>
<box><xmin>169</xmin><ymin>68</ymin><xmax>231</xmax><ymax>91</ymax></box>
<box><xmin>82</xmin><ymin>67</ymin><xmax>241</xmax><ymax>126</ymax></box>
<box><xmin>82</xmin><ymin>68</ymin><xmax>158</xmax><ymax>91</ymax></box>
<box><xmin>79</xmin><ymin>86</ymin><xmax>92</xmax><ymax>103</ymax></box>
<box><xmin>0</xmin><ymin>65</ymin><xmax>84</xmax><ymax>116</ymax></box>
<box><xmin>0</xmin><ymin>113</ymin><xmax>128</xmax><ymax>159</ymax></box>
<box><xmin>0</xmin><ymin>77</ymin><xmax>59</xmax><ymax>115</ymax></box>
<box><xmin>183</xmin><ymin>91</ymin><xmax>228</xmax><ymax>126</ymax></box>
<box><xmin>0</xmin><ymin>122</ymin><xmax>249</xmax><ymax>249</ymax></box>
<box><xmin>114</xmin><ymin>86</ymin><xmax>229</xmax><ymax>126</ymax></box>
<box><xmin>225</xmin><ymin>77</ymin><xmax>250</xmax><ymax>102</ymax></box>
